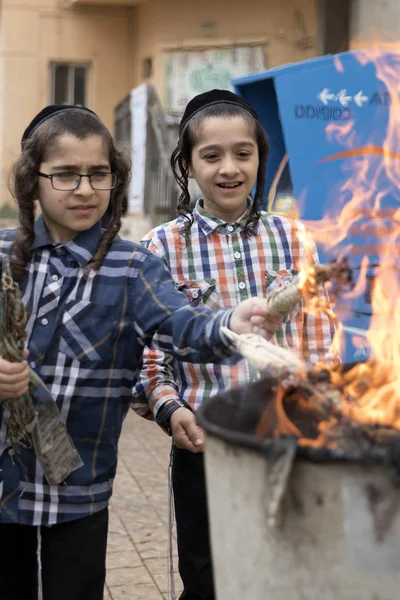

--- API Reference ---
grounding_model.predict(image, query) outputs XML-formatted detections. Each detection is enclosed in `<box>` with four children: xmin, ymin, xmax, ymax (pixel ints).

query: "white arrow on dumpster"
<box><xmin>317</xmin><ymin>88</ymin><xmax>337</xmax><ymax>105</ymax></box>
<box><xmin>353</xmin><ymin>90</ymin><xmax>369</xmax><ymax>107</ymax></box>
<box><xmin>337</xmin><ymin>89</ymin><xmax>352</xmax><ymax>107</ymax></box>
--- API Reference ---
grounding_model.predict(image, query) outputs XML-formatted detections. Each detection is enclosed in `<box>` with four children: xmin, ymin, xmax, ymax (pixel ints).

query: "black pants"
<box><xmin>172</xmin><ymin>446</ymin><xmax>216</xmax><ymax>600</ymax></box>
<box><xmin>0</xmin><ymin>507</ymin><xmax>108</xmax><ymax>600</ymax></box>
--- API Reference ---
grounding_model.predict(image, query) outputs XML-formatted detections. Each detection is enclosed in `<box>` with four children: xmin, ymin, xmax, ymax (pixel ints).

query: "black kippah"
<box><xmin>21</xmin><ymin>105</ymin><xmax>98</xmax><ymax>144</ymax></box>
<box><xmin>179</xmin><ymin>89</ymin><xmax>260</xmax><ymax>135</ymax></box>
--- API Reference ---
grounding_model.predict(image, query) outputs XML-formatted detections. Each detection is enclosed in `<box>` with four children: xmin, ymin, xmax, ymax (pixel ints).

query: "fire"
<box><xmin>260</xmin><ymin>46</ymin><xmax>400</xmax><ymax>448</ymax></box>
<box><xmin>333</xmin><ymin>54</ymin><xmax>345</xmax><ymax>73</ymax></box>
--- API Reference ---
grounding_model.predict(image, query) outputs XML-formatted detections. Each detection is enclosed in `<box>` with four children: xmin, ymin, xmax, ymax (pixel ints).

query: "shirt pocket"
<box><xmin>175</xmin><ymin>278</ymin><xmax>220</xmax><ymax>308</ymax></box>
<box><xmin>58</xmin><ymin>300</ymin><xmax>118</xmax><ymax>364</ymax></box>
<box><xmin>265</xmin><ymin>269</ymin><xmax>301</xmax><ymax>318</ymax></box>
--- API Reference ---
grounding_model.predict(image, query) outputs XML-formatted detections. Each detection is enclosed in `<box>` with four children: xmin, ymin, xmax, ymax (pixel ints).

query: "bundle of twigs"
<box><xmin>265</xmin><ymin>257</ymin><xmax>353</xmax><ymax>319</ymax></box>
<box><xmin>222</xmin><ymin>260</ymin><xmax>351</xmax><ymax>375</ymax></box>
<box><xmin>221</xmin><ymin>328</ymin><xmax>305</xmax><ymax>378</ymax></box>
<box><xmin>0</xmin><ymin>262</ymin><xmax>33</xmax><ymax>447</ymax></box>
<box><xmin>0</xmin><ymin>258</ymin><xmax>82</xmax><ymax>485</ymax></box>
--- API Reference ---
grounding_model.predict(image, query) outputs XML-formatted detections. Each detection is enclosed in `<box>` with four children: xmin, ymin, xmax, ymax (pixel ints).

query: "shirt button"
<box><xmin>191</xmin><ymin>290</ymin><xmax>199</xmax><ymax>299</ymax></box>
<box><xmin>30</xmin><ymin>361</ymin><xmax>36</xmax><ymax>369</ymax></box>
<box><xmin>234</xmin><ymin>251</ymin><xmax>241</xmax><ymax>259</ymax></box>
<box><xmin>52</xmin><ymin>274</ymin><xmax>59</xmax><ymax>282</ymax></box>
<box><xmin>227</xmin><ymin>225</ymin><xmax>234</xmax><ymax>232</ymax></box>
<box><xmin>238</xmin><ymin>282</ymin><xmax>246</xmax><ymax>290</ymax></box>
<box><xmin>41</xmin><ymin>318</ymin><xmax>49</xmax><ymax>325</ymax></box>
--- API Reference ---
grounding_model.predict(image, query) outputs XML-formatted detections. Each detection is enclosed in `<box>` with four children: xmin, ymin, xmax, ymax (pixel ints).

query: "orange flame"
<box><xmin>334</xmin><ymin>55</ymin><xmax>345</xmax><ymax>73</ymax></box>
<box><xmin>263</xmin><ymin>47</ymin><xmax>400</xmax><ymax>448</ymax></box>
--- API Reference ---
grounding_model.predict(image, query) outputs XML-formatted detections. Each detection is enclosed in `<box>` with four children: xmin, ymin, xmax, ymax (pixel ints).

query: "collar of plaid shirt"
<box><xmin>30</xmin><ymin>214</ymin><xmax>102</xmax><ymax>266</ymax></box>
<box><xmin>194</xmin><ymin>198</ymin><xmax>260</xmax><ymax>237</ymax></box>
<box><xmin>0</xmin><ymin>216</ymin><xmax>233</xmax><ymax>526</ymax></box>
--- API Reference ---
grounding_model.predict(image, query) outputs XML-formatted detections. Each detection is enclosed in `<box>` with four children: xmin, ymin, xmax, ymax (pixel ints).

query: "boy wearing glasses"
<box><xmin>0</xmin><ymin>107</ymin><xmax>282</xmax><ymax>600</ymax></box>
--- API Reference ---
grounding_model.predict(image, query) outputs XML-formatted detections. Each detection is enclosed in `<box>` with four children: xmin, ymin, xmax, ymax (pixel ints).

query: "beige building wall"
<box><xmin>0</xmin><ymin>0</ymin><xmax>318</xmax><ymax>207</ymax></box>
<box><xmin>0</xmin><ymin>0</ymin><xmax>134</xmax><ymax>205</ymax></box>
<box><xmin>134</xmin><ymin>0</ymin><xmax>318</xmax><ymax>107</ymax></box>
<box><xmin>351</xmin><ymin>0</ymin><xmax>400</xmax><ymax>44</ymax></box>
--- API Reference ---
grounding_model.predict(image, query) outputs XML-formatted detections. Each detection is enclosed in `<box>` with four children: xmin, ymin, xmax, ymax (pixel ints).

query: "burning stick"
<box><xmin>0</xmin><ymin>258</ymin><xmax>83</xmax><ymax>485</ymax></box>
<box><xmin>266</xmin><ymin>257</ymin><xmax>353</xmax><ymax>318</ymax></box>
<box><xmin>221</xmin><ymin>327</ymin><xmax>306</xmax><ymax>377</ymax></box>
<box><xmin>221</xmin><ymin>327</ymin><xmax>302</xmax><ymax>529</ymax></box>
<box><xmin>223</xmin><ymin>259</ymin><xmax>351</xmax><ymax>373</ymax></box>
<box><xmin>221</xmin><ymin>328</ymin><xmax>332</xmax><ymax>420</ymax></box>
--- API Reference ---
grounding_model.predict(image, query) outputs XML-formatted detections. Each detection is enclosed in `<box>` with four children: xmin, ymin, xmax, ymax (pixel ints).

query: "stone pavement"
<box><xmin>104</xmin><ymin>411</ymin><xmax>182</xmax><ymax>600</ymax></box>
<box><xmin>103</xmin><ymin>218</ymin><xmax>182</xmax><ymax>599</ymax></box>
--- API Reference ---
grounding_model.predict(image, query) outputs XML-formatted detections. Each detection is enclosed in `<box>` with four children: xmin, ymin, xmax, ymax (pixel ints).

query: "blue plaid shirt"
<box><xmin>0</xmin><ymin>216</ymin><xmax>232</xmax><ymax>526</ymax></box>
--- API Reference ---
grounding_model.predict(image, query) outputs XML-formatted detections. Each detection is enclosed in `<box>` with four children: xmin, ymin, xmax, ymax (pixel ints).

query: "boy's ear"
<box><xmin>182</xmin><ymin>160</ymin><xmax>193</xmax><ymax>179</ymax></box>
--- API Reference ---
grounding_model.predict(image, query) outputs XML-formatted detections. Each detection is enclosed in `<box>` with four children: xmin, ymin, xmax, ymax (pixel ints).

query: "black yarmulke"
<box><xmin>21</xmin><ymin>105</ymin><xmax>98</xmax><ymax>144</ymax></box>
<box><xmin>179</xmin><ymin>89</ymin><xmax>261</xmax><ymax>135</ymax></box>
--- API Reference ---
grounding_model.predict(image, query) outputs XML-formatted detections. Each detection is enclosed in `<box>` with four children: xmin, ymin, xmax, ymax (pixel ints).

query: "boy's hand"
<box><xmin>230</xmin><ymin>298</ymin><xmax>283</xmax><ymax>339</ymax></box>
<box><xmin>0</xmin><ymin>349</ymin><xmax>29</xmax><ymax>400</ymax></box>
<box><xmin>170</xmin><ymin>408</ymin><xmax>205</xmax><ymax>453</ymax></box>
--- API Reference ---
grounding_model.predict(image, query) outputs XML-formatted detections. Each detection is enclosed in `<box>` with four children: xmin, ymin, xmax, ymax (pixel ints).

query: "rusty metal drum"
<box><xmin>197</xmin><ymin>378</ymin><xmax>400</xmax><ymax>600</ymax></box>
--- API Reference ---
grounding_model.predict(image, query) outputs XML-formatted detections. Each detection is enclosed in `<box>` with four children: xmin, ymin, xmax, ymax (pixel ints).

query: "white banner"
<box><xmin>165</xmin><ymin>45</ymin><xmax>266</xmax><ymax>112</ymax></box>
<box><xmin>128</xmin><ymin>84</ymin><xmax>148</xmax><ymax>213</ymax></box>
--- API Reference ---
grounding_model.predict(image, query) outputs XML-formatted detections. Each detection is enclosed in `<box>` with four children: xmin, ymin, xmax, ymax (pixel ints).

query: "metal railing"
<box><xmin>114</xmin><ymin>85</ymin><xmax>180</xmax><ymax>227</ymax></box>
<box><xmin>145</xmin><ymin>86</ymin><xmax>179</xmax><ymax>226</ymax></box>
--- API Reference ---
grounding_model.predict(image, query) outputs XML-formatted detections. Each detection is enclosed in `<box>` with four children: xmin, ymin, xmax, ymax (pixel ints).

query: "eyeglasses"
<box><xmin>38</xmin><ymin>171</ymin><xmax>118</xmax><ymax>191</ymax></box>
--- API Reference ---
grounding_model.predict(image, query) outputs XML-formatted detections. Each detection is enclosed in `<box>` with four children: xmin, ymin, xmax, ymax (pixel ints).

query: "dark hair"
<box><xmin>171</xmin><ymin>103</ymin><xmax>269</xmax><ymax>238</ymax></box>
<box><xmin>9</xmin><ymin>110</ymin><xmax>131</xmax><ymax>277</ymax></box>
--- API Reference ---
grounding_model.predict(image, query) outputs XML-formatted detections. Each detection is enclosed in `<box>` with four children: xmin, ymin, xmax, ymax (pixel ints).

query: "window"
<box><xmin>50</xmin><ymin>63</ymin><xmax>89</xmax><ymax>106</ymax></box>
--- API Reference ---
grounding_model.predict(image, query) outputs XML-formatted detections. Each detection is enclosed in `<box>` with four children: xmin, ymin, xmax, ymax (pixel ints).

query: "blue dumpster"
<box><xmin>233</xmin><ymin>51</ymin><xmax>400</xmax><ymax>364</ymax></box>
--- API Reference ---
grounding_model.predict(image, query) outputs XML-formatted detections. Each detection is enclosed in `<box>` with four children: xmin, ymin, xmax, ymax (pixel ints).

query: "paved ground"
<box><xmin>103</xmin><ymin>217</ymin><xmax>182</xmax><ymax>599</ymax></box>
<box><xmin>105</xmin><ymin>411</ymin><xmax>183</xmax><ymax>600</ymax></box>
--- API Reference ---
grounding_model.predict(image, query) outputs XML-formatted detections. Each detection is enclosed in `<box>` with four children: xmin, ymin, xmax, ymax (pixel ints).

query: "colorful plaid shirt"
<box><xmin>0</xmin><ymin>215</ymin><xmax>233</xmax><ymax>526</ymax></box>
<box><xmin>133</xmin><ymin>200</ymin><xmax>334</xmax><ymax>418</ymax></box>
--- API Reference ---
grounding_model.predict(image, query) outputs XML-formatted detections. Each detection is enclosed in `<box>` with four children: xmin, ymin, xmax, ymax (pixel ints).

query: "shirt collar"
<box><xmin>30</xmin><ymin>214</ymin><xmax>103</xmax><ymax>267</ymax></box>
<box><xmin>193</xmin><ymin>198</ymin><xmax>260</xmax><ymax>236</ymax></box>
